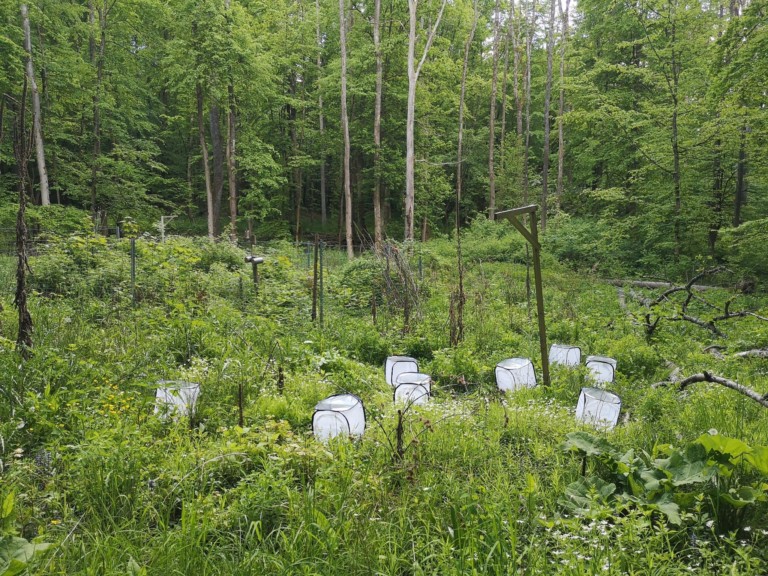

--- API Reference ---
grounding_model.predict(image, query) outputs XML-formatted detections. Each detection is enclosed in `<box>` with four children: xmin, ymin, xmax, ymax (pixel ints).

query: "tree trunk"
<box><xmin>372</xmin><ymin>0</ymin><xmax>383</xmax><ymax>250</ymax></box>
<box><xmin>210</xmin><ymin>104</ymin><xmax>225</xmax><ymax>237</ymax></box>
<box><xmin>488</xmin><ymin>0</ymin><xmax>501</xmax><ymax>220</ymax></box>
<box><xmin>513</xmin><ymin>0</ymin><xmax>522</xmax><ymax>142</ymax></box>
<box><xmin>316</xmin><ymin>0</ymin><xmax>327</xmax><ymax>226</ymax></box>
<box><xmin>13</xmin><ymin>81</ymin><xmax>33</xmax><ymax>357</ymax></box>
<box><xmin>405</xmin><ymin>0</ymin><xmax>417</xmax><ymax>241</ymax></box>
<box><xmin>733</xmin><ymin>122</ymin><xmax>747</xmax><ymax>227</ymax></box>
<box><xmin>197</xmin><ymin>85</ymin><xmax>214</xmax><ymax>240</ymax></box>
<box><xmin>20</xmin><ymin>4</ymin><xmax>50</xmax><ymax>206</ymax></box>
<box><xmin>339</xmin><ymin>0</ymin><xmax>353</xmax><ymax>258</ymax></box>
<box><xmin>225</xmin><ymin>0</ymin><xmax>237</xmax><ymax>242</ymax></box>
<box><xmin>404</xmin><ymin>0</ymin><xmax>447</xmax><ymax>241</ymax></box>
<box><xmin>453</xmin><ymin>0</ymin><xmax>478</xmax><ymax>346</ymax></box>
<box><xmin>541</xmin><ymin>0</ymin><xmax>556</xmax><ymax>230</ymax></box>
<box><xmin>498</xmin><ymin>0</ymin><xmax>515</xmax><ymax>188</ymax></box>
<box><xmin>555</xmin><ymin>0</ymin><xmax>570</xmax><ymax>206</ymax></box>
<box><xmin>522</xmin><ymin>1</ymin><xmax>534</xmax><ymax>204</ymax></box>
<box><xmin>709</xmin><ymin>136</ymin><xmax>724</xmax><ymax>256</ymax></box>
<box><xmin>227</xmin><ymin>85</ymin><xmax>237</xmax><ymax>241</ymax></box>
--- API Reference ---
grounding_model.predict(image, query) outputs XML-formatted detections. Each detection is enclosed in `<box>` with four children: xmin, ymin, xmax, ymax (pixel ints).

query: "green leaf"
<box><xmin>0</xmin><ymin>493</ymin><xmax>13</xmax><ymax>520</ymax></box>
<box><xmin>719</xmin><ymin>487</ymin><xmax>766</xmax><ymax>508</ymax></box>
<box><xmin>655</xmin><ymin>448</ymin><xmax>717</xmax><ymax>486</ymax></box>
<box><xmin>652</xmin><ymin>494</ymin><xmax>682</xmax><ymax>526</ymax></box>
<box><xmin>696</xmin><ymin>434</ymin><xmax>752</xmax><ymax>461</ymax></box>
<box><xmin>0</xmin><ymin>536</ymin><xmax>52</xmax><ymax>575</ymax></box>
<box><xmin>561</xmin><ymin>432</ymin><xmax>616</xmax><ymax>457</ymax></box>
<box><xmin>745</xmin><ymin>446</ymin><xmax>768</xmax><ymax>475</ymax></box>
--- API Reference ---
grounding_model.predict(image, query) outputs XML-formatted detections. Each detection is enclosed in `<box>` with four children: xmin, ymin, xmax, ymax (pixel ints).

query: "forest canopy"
<box><xmin>0</xmin><ymin>0</ymin><xmax>766</xmax><ymax>277</ymax></box>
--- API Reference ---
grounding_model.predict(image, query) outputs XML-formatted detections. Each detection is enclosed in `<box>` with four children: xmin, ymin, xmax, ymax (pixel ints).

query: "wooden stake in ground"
<box><xmin>495</xmin><ymin>204</ymin><xmax>550</xmax><ymax>386</ymax></box>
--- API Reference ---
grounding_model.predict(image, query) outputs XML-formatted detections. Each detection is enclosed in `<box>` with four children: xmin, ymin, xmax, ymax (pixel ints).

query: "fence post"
<box><xmin>319</xmin><ymin>240</ymin><xmax>324</xmax><ymax>327</ymax></box>
<box><xmin>130</xmin><ymin>238</ymin><xmax>136</xmax><ymax>306</ymax></box>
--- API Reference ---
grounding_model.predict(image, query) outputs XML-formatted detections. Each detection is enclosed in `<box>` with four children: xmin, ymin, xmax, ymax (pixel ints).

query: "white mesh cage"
<box><xmin>585</xmin><ymin>355</ymin><xmax>617</xmax><ymax>385</ymax></box>
<box><xmin>312</xmin><ymin>394</ymin><xmax>366</xmax><ymax>441</ymax></box>
<box><xmin>385</xmin><ymin>356</ymin><xmax>419</xmax><ymax>386</ymax></box>
<box><xmin>394</xmin><ymin>372</ymin><xmax>431</xmax><ymax>405</ymax></box>
<box><xmin>155</xmin><ymin>381</ymin><xmax>200</xmax><ymax>419</ymax></box>
<box><xmin>495</xmin><ymin>358</ymin><xmax>537</xmax><ymax>392</ymax></box>
<box><xmin>549</xmin><ymin>344</ymin><xmax>582</xmax><ymax>367</ymax></box>
<box><xmin>576</xmin><ymin>387</ymin><xmax>621</xmax><ymax>430</ymax></box>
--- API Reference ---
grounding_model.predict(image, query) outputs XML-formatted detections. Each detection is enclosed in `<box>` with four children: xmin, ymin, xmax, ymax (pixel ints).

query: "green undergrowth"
<box><xmin>0</xmin><ymin>233</ymin><xmax>767</xmax><ymax>574</ymax></box>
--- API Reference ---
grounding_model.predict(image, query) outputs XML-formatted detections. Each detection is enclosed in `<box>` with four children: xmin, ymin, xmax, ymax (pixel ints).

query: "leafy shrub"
<box><xmin>460</xmin><ymin>216</ymin><xmax>526</xmax><ymax>263</ymax></box>
<box><xmin>336</xmin><ymin>256</ymin><xmax>384</xmax><ymax>309</ymax></box>
<box><xmin>561</xmin><ymin>431</ymin><xmax>768</xmax><ymax>532</ymax></box>
<box><xmin>719</xmin><ymin>218</ymin><xmax>768</xmax><ymax>287</ymax></box>
<box><xmin>196</xmin><ymin>240</ymin><xmax>244</xmax><ymax>272</ymax></box>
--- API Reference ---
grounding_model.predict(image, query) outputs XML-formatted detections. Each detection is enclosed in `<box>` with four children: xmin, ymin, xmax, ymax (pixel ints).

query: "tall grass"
<box><xmin>0</xmin><ymin>233</ymin><xmax>766</xmax><ymax>574</ymax></box>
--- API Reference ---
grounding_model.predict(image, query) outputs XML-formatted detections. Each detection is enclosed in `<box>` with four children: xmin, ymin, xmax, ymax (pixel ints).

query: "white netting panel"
<box><xmin>549</xmin><ymin>344</ymin><xmax>582</xmax><ymax>367</ymax></box>
<box><xmin>394</xmin><ymin>383</ymin><xmax>430</xmax><ymax>405</ymax></box>
<box><xmin>576</xmin><ymin>387</ymin><xmax>621</xmax><ymax>430</ymax></box>
<box><xmin>385</xmin><ymin>356</ymin><xmax>419</xmax><ymax>386</ymax></box>
<box><xmin>313</xmin><ymin>394</ymin><xmax>365</xmax><ymax>440</ymax></box>
<box><xmin>586</xmin><ymin>355</ymin><xmax>617</xmax><ymax>385</ymax></box>
<box><xmin>495</xmin><ymin>358</ymin><xmax>537</xmax><ymax>392</ymax></box>
<box><xmin>155</xmin><ymin>381</ymin><xmax>200</xmax><ymax>419</ymax></box>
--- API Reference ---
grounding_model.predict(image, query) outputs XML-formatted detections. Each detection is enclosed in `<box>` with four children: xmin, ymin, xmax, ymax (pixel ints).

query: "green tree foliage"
<box><xmin>0</xmin><ymin>0</ymin><xmax>765</xmax><ymax>279</ymax></box>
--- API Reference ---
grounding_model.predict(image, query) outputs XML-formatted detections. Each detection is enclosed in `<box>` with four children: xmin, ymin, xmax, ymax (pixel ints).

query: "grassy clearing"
<box><xmin>1</xmin><ymin>229</ymin><xmax>767</xmax><ymax>575</ymax></box>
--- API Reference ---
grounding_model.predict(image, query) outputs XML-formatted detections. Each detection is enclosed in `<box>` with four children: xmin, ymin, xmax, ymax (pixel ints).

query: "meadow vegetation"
<box><xmin>1</xmin><ymin>221</ymin><xmax>767</xmax><ymax>575</ymax></box>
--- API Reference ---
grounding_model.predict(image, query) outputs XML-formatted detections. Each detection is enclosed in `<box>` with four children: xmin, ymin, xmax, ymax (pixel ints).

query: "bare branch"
<box><xmin>734</xmin><ymin>349</ymin><xmax>768</xmax><ymax>359</ymax></box>
<box><xmin>653</xmin><ymin>371</ymin><xmax>768</xmax><ymax>409</ymax></box>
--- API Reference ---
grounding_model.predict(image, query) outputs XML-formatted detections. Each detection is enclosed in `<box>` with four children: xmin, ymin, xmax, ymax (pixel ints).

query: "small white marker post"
<box><xmin>159</xmin><ymin>215</ymin><xmax>177</xmax><ymax>243</ymax></box>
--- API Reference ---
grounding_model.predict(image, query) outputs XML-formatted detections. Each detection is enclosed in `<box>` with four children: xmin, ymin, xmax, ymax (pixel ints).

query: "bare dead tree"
<box><xmin>11</xmin><ymin>84</ymin><xmax>33</xmax><ymax>357</ymax></box>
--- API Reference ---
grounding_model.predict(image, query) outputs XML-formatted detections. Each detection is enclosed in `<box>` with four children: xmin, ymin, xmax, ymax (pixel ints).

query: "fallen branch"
<box><xmin>616</xmin><ymin>287</ymin><xmax>627</xmax><ymax>311</ymax></box>
<box><xmin>605</xmin><ymin>278</ymin><xmax>716</xmax><ymax>292</ymax></box>
<box><xmin>649</xmin><ymin>267</ymin><xmax>727</xmax><ymax>306</ymax></box>
<box><xmin>667</xmin><ymin>313</ymin><xmax>726</xmax><ymax>337</ymax></box>
<box><xmin>734</xmin><ymin>349</ymin><xmax>768</xmax><ymax>359</ymax></box>
<box><xmin>653</xmin><ymin>371</ymin><xmax>768</xmax><ymax>409</ymax></box>
<box><xmin>703</xmin><ymin>345</ymin><xmax>726</xmax><ymax>360</ymax></box>
<box><xmin>617</xmin><ymin>267</ymin><xmax>765</xmax><ymax>340</ymax></box>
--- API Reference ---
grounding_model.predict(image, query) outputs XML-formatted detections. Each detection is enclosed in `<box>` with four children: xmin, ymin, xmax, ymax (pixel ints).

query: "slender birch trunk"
<box><xmin>372</xmin><ymin>0</ymin><xmax>383</xmax><ymax>250</ymax></box>
<box><xmin>522</xmin><ymin>1</ymin><xmax>535</xmax><ymax>204</ymax></box>
<box><xmin>404</xmin><ymin>0</ymin><xmax>447</xmax><ymax>241</ymax></box>
<box><xmin>315</xmin><ymin>0</ymin><xmax>327</xmax><ymax>226</ymax></box>
<box><xmin>225</xmin><ymin>0</ymin><xmax>237</xmax><ymax>241</ymax></box>
<box><xmin>555</xmin><ymin>0</ymin><xmax>570</xmax><ymax>206</ymax></box>
<box><xmin>339</xmin><ymin>0</ymin><xmax>353</xmax><ymax>258</ymax></box>
<box><xmin>488</xmin><ymin>0</ymin><xmax>501</xmax><ymax>220</ymax></box>
<box><xmin>196</xmin><ymin>85</ymin><xmax>214</xmax><ymax>240</ymax></box>
<box><xmin>20</xmin><ymin>4</ymin><xmax>50</xmax><ymax>206</ymax></box>
<box><xmin>541</xmin><ymin>0</ymin><xmax>556</xmax><ymax>229</ymax></box>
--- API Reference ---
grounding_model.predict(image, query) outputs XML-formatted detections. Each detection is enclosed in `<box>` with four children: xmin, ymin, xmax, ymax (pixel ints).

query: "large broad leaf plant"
<box><xmin>560</xmin><ymin>431</ymin><xmax>768</xmax><ymax>532</ymax></box>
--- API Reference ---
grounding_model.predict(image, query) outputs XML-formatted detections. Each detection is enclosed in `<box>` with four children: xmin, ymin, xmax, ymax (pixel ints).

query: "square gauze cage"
<box><xmin>495</xmin><ymin>358</ymin><xmax>537</xmax><ymax>392</ymax></box>
<box><xmin>155</xmin><ymin>381</ymin><xmax>200</xmax><ymax>420</ymax></box>
<box><xmin>576</xmin><ymin>387</ymin><xmax>621</xmax><ymax>430</ymax></box>
<box><xmin>385</xmin><ymin>356</ymin><xmax>419</xmax><ymax>386</ymax></box>
<box><xmin>394</xmin><ymin>372</ymin><xmax>431</xmax><ymax>405</ymax></box>
<box><xmin>585</xmin><ymin>355</ymin><xmax>617</xmax><ymax>385</ymax></box>
<box><xmin>549</xmin><ymin>344</ymin><xmax>582</xmax><ymax>367</ymax></box>
<box><xmin>312</xmin><ymin>394</ymin><xmax>366</xmax><ymax>441</ymax></box>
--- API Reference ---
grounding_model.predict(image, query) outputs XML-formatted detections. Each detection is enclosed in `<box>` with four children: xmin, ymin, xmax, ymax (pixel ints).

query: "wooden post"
<box><xmin>244</xmin><ymin>255</ymin><xmax>264</xmax><ymax>296</ymax></box>
<box><xmin>495</xmin><ymin>205</ymin><xmax>550</xmax><ymax>387</ymax></box>
<box><xmin>130</xmin><ymin>238</ymin><xmax>136</xmax><ymax>306</ymax></box>
<box><xmin>312</xmin><ymin>235</ymin><xmax>319</xmax><ymax>321</ymax></box>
